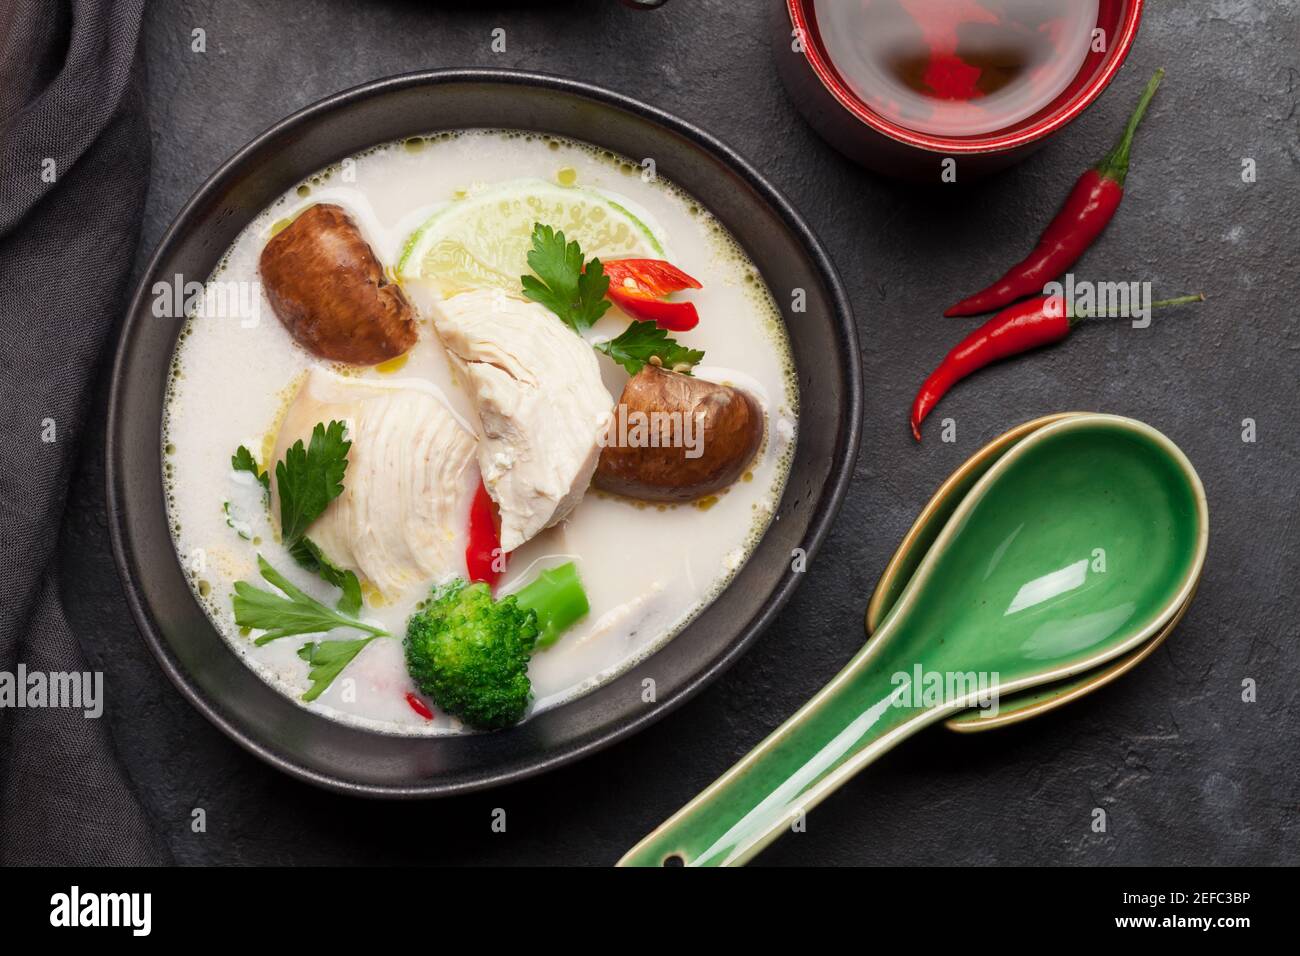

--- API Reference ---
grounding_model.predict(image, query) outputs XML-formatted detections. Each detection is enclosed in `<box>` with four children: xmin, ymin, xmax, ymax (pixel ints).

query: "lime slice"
<box><xmin>397</xmin><ymin>178</ymin><xmax>665</xmax><ymax>294</ymax></box>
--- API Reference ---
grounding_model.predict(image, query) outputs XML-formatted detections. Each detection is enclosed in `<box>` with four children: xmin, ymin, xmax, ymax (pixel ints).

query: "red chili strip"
<box><xmin>944</xmin><ymin>69</ymin><xmax>1165</xmax><ymax>318</ymax></box>
<box><xmin>405</xmin><ymin>692</ymin><xmax>434</xmax><ymax>720</ymax></box>
<box><xmin>602</xmin><ymin>258</ymin><xmax>702</xmax><ymax>331</ymax></box>
<box><xmin>912</xmin><ymin>292</ymin><xmax>1203</xmax><ymax>440</ymax></box>
<box><xmin>466</xmin><ymin>479</ymin><xmax>505</xmax><ymax>587</ymax></box>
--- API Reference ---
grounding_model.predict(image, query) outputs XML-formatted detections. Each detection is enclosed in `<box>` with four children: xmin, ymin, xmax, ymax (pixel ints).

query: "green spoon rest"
<box><xmin>620</xmin><ymin>414</ymin><xmax>1208</xmax><ymax>867</ymax></box>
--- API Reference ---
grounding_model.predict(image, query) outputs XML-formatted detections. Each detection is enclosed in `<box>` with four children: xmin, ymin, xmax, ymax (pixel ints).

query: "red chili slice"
<box><xmin>607</xmin><ymin>291</ymin><xmax>700</xmax><ymax>331</ymax></box>
<box><xmin>603</xmin><ymin>259</ymin><xmax>702</xmax><ymax>331</ymax></box>
<box><xmin>604</xmin><ymin>259</ymin><xmax>702</xmax><ymax>297</ymax></box>
<box><xmin>405</xmin><ymin>692</ymin><xmax>434</xmax><ymax>720</ymax></box>
<box><xmin>466</xmin><ymin>479</ymin><xmax>505</xmax><ymax>587</ymax></box>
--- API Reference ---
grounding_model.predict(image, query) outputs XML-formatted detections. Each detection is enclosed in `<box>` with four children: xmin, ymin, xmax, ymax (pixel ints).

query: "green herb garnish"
<box><xmin>229</xmin><ymin>428</ymin><xmax>380</xmax><ymax>700</ymax></box>
<box><xmin>297</xmin><ymin>637</ymin><xmax>382</xmax><ymax>702</ymax></box>
<box><xmin>231</xmin><ymin>420</ymin><xmax>363</xmax><ymax>612</ymax></box>
<box><xmin>233</xmin><ymin>556</ymin><xmax>384</xmax><ymax>701</ymax></box>
<box><xmin>520</xmin><ymin>223</ymin><xmax>611</xmax><ymax>333</ymax></box>
<box><xmin>519</xmin><ymin>223</ymin><xmax>705</xmax><ymax>375</ymax></box>
<box><xmin>290</xmin><ymin>536</ymin><xmax>362</xmax><ymax>616</ymax></box>
<box><xmin>595</xmin><ymin>320</ymin><xmax>706</xmax><ymax>376</ymax></box>
<box><xmin>232</xmin><ymin>445</ymin><xmax>269</xmax><ymax>491</ymax></box>
<box><xmin>233</xmin><ymin>555</ymin><xmax>386</xmax><ymax>646</ymax></box>
<box><xmin>276</xmin><ymin>421</ymin><xmax>350</xmax><ymax>544</ymax></box>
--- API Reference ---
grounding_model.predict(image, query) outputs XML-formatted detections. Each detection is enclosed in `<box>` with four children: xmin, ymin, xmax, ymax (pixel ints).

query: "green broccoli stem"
<box><xmin>513</xmin><ymin>562</ymin><xmax>590</xmax><ymax>650</ymax></box>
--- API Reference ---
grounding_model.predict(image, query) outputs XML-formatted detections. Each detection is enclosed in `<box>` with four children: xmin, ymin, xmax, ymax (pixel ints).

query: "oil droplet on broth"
<box><xmin>375</xmin><ymin>352</ymin><xmax>410</xmax><ymax>374</ymax></box>
<box><xmin>556</xmin><ymin>166</ymin><xmax>578</xmax><ymax>187</ymax></box>
<box><xmin>259</xmin><ymin>432</ymin><xmax>277</xmax><ymax>472</ymax></box>
<box><xmin>361</xmin><ymin>580</ymin><xmax>389</xmax><ymax>607</ymax></box>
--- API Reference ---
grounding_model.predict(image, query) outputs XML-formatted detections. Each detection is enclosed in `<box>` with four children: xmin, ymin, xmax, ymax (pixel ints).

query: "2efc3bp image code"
<box><xmin>1113</xmin><ymin>890</ymin><xmax>1254</xmax><ymax>930</ymax></box>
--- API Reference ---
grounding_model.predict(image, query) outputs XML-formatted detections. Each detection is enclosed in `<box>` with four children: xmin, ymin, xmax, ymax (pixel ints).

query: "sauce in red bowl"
<box><xmin>776</xmin><ymin>0</ymin><xmax>1144</xmax><ymax>178</ymax></box>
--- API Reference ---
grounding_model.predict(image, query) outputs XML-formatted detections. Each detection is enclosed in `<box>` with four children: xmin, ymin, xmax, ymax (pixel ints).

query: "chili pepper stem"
<box><xmin>1096</xmin><ymin>68</ymin><xmax>1165</xmax><ymax>186</ymax></box>
<box><xmin>1067</xmin><ymin>291</ymin><xmax>1204</xmax><ymax>326</ymax></box>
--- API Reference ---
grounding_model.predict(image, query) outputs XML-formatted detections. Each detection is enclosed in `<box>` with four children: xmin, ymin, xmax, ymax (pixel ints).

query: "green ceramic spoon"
<box><xmin>864</xmin><ymin>412</ymin><xmax>1185</xmax><ymax>733</ymax></box>
<box><xmin>620</xmin><ymin>414</ymin><xmax>1207</xmax><ymax>867</ymax></box>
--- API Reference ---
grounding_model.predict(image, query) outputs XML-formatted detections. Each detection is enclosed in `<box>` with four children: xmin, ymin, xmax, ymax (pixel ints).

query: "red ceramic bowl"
<box><xmin>775</xmin><ymin>0</ymin><xmax>1145</xmax><ymax>179</ymax></box>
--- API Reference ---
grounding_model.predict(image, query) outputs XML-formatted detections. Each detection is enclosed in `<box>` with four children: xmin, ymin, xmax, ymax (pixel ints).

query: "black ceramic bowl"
<box><xmin>107</xmin><ymin>69</ymin><xmax>862</xmax><ymax>797</ymax></box>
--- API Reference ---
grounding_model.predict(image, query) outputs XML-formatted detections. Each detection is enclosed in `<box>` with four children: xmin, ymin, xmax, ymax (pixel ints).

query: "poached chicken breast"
<box><xmin>428</xmin><ymin>289</ymin><xmax>613</xmax><ymax>551</ymax></box>
<box><xmin>271</xmin><ymin>368</ymin><xmax>479</xmax><ymax>597</ymax></box>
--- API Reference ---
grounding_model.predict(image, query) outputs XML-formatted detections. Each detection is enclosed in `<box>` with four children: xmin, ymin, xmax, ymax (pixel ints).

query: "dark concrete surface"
<box><xmin>60</xmin><ymin>0</ymin><xmax>1298</xmax><ymax>865</ymax></box>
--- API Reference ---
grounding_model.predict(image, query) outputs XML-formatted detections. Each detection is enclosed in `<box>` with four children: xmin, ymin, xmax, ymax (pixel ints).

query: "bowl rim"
<box><xmin>105</xmin><ymin>67</ymin><xmax>864</xmax><ymax>797</ymax></box>
<box><xmin>783</xmin><ymin>0</ymin><xmax>1145</xmax><ymax>155</ymax></box>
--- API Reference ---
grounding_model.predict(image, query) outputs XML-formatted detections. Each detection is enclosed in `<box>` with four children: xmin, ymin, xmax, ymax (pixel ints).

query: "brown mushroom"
<box><xmin>594</xmin><ymin>365</ymin><xmax>764</xmax><ymax>502</ymax></box>
<box><xmin>258</xmin><ymin>203</ymin><xmax>416</xmax><ymax>365</ymax></box>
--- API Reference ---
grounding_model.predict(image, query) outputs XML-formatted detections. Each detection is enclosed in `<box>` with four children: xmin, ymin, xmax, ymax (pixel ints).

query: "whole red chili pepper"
<box><xmin>944</xmin><ymin>69</ymin><xmax>1165</xmax><ymax>318</ymax></box>
<box><xmin>911</xmin><ymin>292</ymin><xmax>1203</xmax><ymax>440</ymax></box>
<box><xmin>602</xmin><ymin>258</ymin><xmax>702</xmax><ymax>331</ymax></box>
<box><xmin>465</xmin><ymin>479</ymin><xmax>505</xmax><ymax>587</ymax></box>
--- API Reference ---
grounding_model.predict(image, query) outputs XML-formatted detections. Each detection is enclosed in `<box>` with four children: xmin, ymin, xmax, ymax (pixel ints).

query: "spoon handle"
<box><xmin>619</xmin><ymin>620</ymin><xmax>950</xmax><ymax>867</ymax></box>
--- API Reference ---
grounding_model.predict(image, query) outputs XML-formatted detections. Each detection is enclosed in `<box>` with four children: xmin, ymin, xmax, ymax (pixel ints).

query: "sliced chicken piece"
<box><xmin>271</xmin><ymin>368</ymin><xmax>478</xmax><ymax>597</ymax></box>
<box><xmin>427</xmin><ymin>289</ymin><xmax>613</xmax><ymax>552</ymax></box>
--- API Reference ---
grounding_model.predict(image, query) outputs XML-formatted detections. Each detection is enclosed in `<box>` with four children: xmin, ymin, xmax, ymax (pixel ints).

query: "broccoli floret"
<box><xmin>405</xmin><ymin>579</ymin><xmax>539</xmax><ymax>730</ymax></box>
<box><xmin>404</xmin><ymin>563</ymin><xmax>590</xmax><ymax>730</ymax></box>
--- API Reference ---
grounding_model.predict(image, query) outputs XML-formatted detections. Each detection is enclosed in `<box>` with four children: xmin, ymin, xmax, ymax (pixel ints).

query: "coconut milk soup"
<box><xmin>164</xmin><ymin>130</ymin><xmax>797</xmax><ymax>735</ymax></box>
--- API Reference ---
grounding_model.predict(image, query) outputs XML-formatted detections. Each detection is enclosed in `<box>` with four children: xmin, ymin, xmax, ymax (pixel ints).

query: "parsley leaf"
<box><xmin>595</xmin><ymin>320</ymin><xmax>706</xmax><ymax>376</ymax></box>
<box><xmin>233</xmin><ymin>556</ymin><xmax>384</xmax><ymax>701</ymax></box>
<box><xmin>290</xmin><ymin>537</ymin><xmax>362</xmax><ymax>616</ymax></box>
<box><xmin>521</xmin><ymin>223</ymin><xmax>611</xmax><ymax>333</ymax></box>
<box><xmin>230</xmin><ymin>423</ymin><xmax>360</xmax><ymax>612</ymax></box>
<box><xmin>296</xmin><ymin>637</ymin><xmax>382</xmax><ymax>702</ymax></box>
<box><xmin>233</xmin><ymin>555</ymin><xmax>386</xmax><ymax>646</ymax></box>
<box><xmin>232</xmin><ymin>445</ymin><xmax>269</xmax><ymax>491</ymax></box>
<box><xmin>518</xmin><ymin>224</ymin><xmax>705</xmax><ymax>377</ymax></box>
<box><xmin>276</xmin><ymin>420</ymin><xmax>350</xmax><ymax>544</ymax></box>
